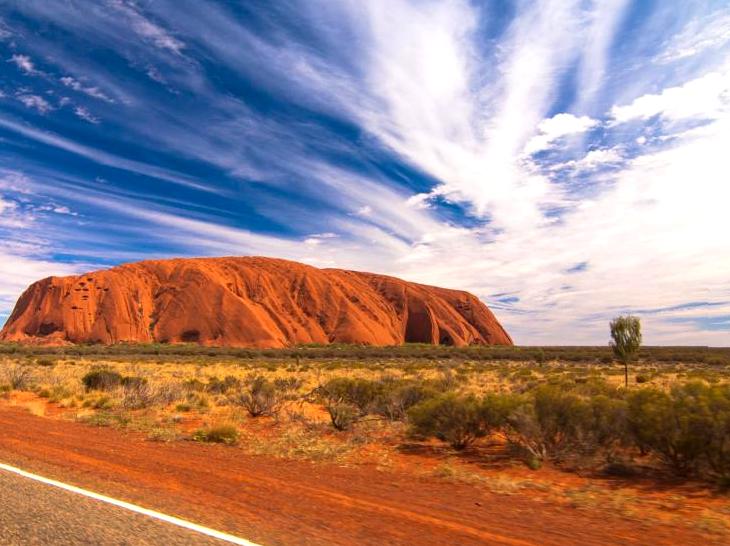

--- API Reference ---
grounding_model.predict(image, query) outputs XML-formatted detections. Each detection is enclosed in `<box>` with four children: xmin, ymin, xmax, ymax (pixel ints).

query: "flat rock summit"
<box><xmin>0</xmin><ymin>257</ymin><xmax>512</xmax><ymax>348</ymax></box>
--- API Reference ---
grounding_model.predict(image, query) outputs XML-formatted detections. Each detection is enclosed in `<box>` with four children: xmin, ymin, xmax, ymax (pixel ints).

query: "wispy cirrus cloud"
<box><xmin>8</xmin><ymin>53</ymin><xmax>36</xmax><ymax>74</ymax></box>
<box><xmin>73</xmin><ymin>105</ymin><xmax>99</xmax><ymax>124</ymax></box>
<box><xmin>15</xmin><ymin>93</ymin><xmax>52</xmax><ymax>113</ymax></box>
<box><xmin>60</xmin><ymin>76</ymin><xmax>114</xmax><ymax>103</ymax></box>
<box><xmin>0</xmin><ymin>0</ymin><xmax>728</xmax><ymax>344</ymax></box>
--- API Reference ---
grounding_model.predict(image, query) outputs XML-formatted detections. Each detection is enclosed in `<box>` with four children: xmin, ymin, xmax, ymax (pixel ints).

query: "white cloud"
<box><xmin>333</xmin><ymin>0</ymin><xmax>607</xmax><ymax>233</ymax></box>
<box><xmin>611</xmin><ymin>64</ymin><xmax>730</xmax><ymax>122</ymax></box>
<box><xmin>16</xmin><ymin>93</ymin><xmax>52</xmax><ymax>113</ymax></box>
<box><xmin>74</xmin><ymin>105</ymin><xmax>100</xmax><ymax>124</ymax></box>
<box><xmin>8</xmin><ymin>54</ymin><xmax>36</xmax><ymax>74</ymax></box>
<box><xmin>37</xmin><ymin>203</ymin><xmax>77</xmax><ymax>216</ymax></box>
<box><xmin>0</xmin><ymin>197</ymin><xmax>16</xmax><ymax>215</ymax></box>
<box><xmin>0</xmin><ymin>19</ymin><xmax>12</xmax><ymax>41</ymax></box>
<box><xmin>524</xmin><ymin>113</ymin><xmax>599</xmax><ymax>155</ymax></box>
<box><xmin>553</xmin><ymin>147</ymin><xmax>623</xmax><ymax>172</ymax></box>
<box><xmin>657</xmin><ymin>12</ymin><xmax>730</xmax><ymax>64</ymax></box>
<box><xmin>405</xmin><ymin>193</ymin><xmax>434</xmax><ymax>210</ymax></box>
<box><xmin>60</xmin><ymin>76</ymin><xmax>114</xmax><ymax>103</ymax></box>
<box><xmin>575</xmin><ymin>0</ymin><xmax>631</xmax><ymax>111</ymax></box>
<box><xmin>145</xmin><ymin>65</ymin><xmax>166</xmax><ymax>83</ymax></box>
<box><xmin>109</xmin><ymin>0</ymin><xmax>185</xmax><ymax>54</ymax></box>
<box><xmin>0</xmin><ymin>251</ymin><xmax>82</xmax><ymax>319</ymax></box>
<box><xmin>1</xmin><ymin>0</ymin><xmax>728</xmax><ymax>345</ymax></box>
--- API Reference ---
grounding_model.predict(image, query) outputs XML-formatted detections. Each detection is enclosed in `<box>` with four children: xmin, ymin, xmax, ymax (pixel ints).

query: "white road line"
<box><xmin>0</xmin><ymin>462</ymin><xmax>261</xmax><ymax>546</ymax></box>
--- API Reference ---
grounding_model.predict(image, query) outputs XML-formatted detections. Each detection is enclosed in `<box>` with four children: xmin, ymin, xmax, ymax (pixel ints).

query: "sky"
<box><xmin>0</xmin><ymin>0</ymin><xmax>728</xmax><ymax>346</ymax></box>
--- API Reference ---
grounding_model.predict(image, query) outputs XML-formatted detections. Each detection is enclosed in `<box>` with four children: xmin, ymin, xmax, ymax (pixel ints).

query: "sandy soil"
<box><xmin>0</xmin><ymin>403</ymin><xmax>723</xmax><ymax>546</ymax></box>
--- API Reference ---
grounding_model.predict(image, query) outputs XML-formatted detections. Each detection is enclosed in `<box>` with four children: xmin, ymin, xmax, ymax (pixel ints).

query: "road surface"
<box><xmin>0</xmin><ymin>466</ymin><xmax>248</xmax><ymax>545</ymax></box>
<box><xmin>0</xmin><ymin>405</ymin><xmax>716</xmax><ymax>545</ymax></box>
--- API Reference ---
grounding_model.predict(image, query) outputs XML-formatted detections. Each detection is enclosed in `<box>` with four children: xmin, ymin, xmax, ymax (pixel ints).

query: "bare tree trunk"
<box><xmin>624</xmin><ymin>361</ymin><xmax>628</xmax><ymax>388</ymax></box>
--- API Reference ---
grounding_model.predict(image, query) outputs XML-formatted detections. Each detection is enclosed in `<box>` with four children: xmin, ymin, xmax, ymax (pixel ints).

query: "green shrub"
<box><xmin>627</xmin><ymin>383</ymin><xmax>730</xmax><ymax>479</ymax></box>
<box><xmin>192</xmin><ymin>424</ymin><xmax>239</xmax><ymax>445</ymax></box>
<box><xmin>409</xmin><ymin>393</ymin><xmax>511</xmax><ymax>450</ymax></box>
<box><xmin>372</xmin><ymin>378</ymin><xmax>440</xmax><ymax>421</ymax></box>
<box><xmin>326</xmin><ymin>403</ymin><xmax>359</xmax><ymax>431</ymax></box>
<box><xmin>701</xmin><ymin>385</ymin><xmax>730</xmax><ymax>483</ymax></box>
<box><xmin>230</xmin><ymin>375</ymin><xmax>284</xmax><ymax>417</ymax></box>
<box><xmin>206</xmin><ymin>375</ymin><xmax>239</xmax><ymax>394</ymax></box>
<box><xmin>82</xmin><ymin>369</ymin><xmax>122</xmax><ymax>391</ymax></box>
<box><xmin>321</xmin><ymin>377</ymin><xmax>382</xmax><ymax>415</ymax></box>
<box><xmin>505</xmin><ymin>386</ymin><xmax>626</xmax><ymax>463</ymax></box>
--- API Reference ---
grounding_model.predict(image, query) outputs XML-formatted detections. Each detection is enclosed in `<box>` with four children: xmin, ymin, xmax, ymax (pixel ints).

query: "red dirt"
<box><xmin>0</xmin><ymin>405</ymin><xmax>716</xmax><ymax>546</ymax></box>
<box><xmin>0</xmin><ymin>256</ymin><xmax>512</xmax><ymax>348</ymax></box>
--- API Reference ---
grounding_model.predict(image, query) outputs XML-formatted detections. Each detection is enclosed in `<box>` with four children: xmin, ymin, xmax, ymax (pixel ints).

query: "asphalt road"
<box><xmin>0</xmin><ymin>469</ymin><xmax>236</xmax><ymax>546</ymax></box>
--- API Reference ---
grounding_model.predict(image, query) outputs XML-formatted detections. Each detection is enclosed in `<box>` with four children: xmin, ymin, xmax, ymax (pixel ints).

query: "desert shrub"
<box><xmin>273</xmin><ymin>377</ymin><xmax>303</xmax><ymax>393</ymax></box>
<box><xmin>82</xmin><ymin>369</ymin><xmax>122</xmax><ymax>391</ymax></box>
<box><xmin>701</xmin><ymin>386</ymin><xmax>730</xmax><ymax>483</ymax></box>
<box><xmin>409</xmin><ymin>393</ymin><xmax>511</xmax><ymax>450</ymax></box>
<box><xmin>372</xmin><ymin>379</ymin><xmax>440</xmax><ymax>421</ymax></box>
<box><xmin>121</xmin><ymin>376</ymin><xmax>147</xmax><ymax>388</ymax></box>
<box><xmin>230</xmin><ymin>375</ymin><xmax>284</xmax><ymax>417</ymax></box>
<box><xmin>90</xmin><ymin>395</ymin><xmax>114</xmax><ymax>410</ymax></box>
<box><xmin>318</xmin><ymin>376</ymin><xmax>435</xmax><ymax>428</ymax></box>
<box><xmin>183</xmin><ymin>378</ymin><xmax>206</xmax><ymax>392</ymax></box>
<box><xmin>192</xmin><ymin>424</ymin><xmax>239</xmax><ymax>445</ymax></box>
<box><xmin>321</xmin><ymin>377</ymin><xmax>382</xmax><ymax>415</ymax></box>
<box><xmin>627</xmin><ymin>383</ymin><xmax>730</xmax><ymax>479</ymax></box>
<box><xmin>635</xmin><ymin>374</ymin><xmax>650</xmax><ymax>384</ymax></box>
<box><xmin>119</xmin><ymin>377</ymin><xmax>182</xmax><ymax>409</ymax></box>
<box><xmin>187</xmin><ymin>393</ymin><xmax>210</xmax><ymax>411</ymax></box>
<box><xmin>505</xmin><ymin>387</ymin><xmax>586</xmax><ymax>462</ymax></box>
<box><xmin>35</xmin><ymin>358</ymin><xmax>55</xmax><ymax>367</ymax></box>
<box><xmin>327</xmin><ymin>403</ymin><xmax>359</xmax><ymax>431</ymax></box>
<box><xmin>152</xmin><ymin>380</ymin><xmax>184</xmax><ymax>405</ymax></box>
<box><xmin>505</xmin><ymin>386</ymin><xmax>626</xmax><ymax>464</ymax></box>
<box><xmin>206</xmin><ymin>375</ymin><xmax>240</xmax><ymax>394</ymax></box>
<box><xmin>48</xmin><ymin>385</ymin><xmax>74</xmax><ymax>403</ymax></box>
<box><xmin>584</xmin><ymin>394</ymin><xmax>628</xmax><ymax>459</ymax></box>
<box><xmin>627</xmin><ymin>388</ymin><xmax>697</xmax><ymax>473</ymax></box>
<box><xmin>2</xmin><ymin>363</ymin><xmax>31</xmax><ymax>390</ymax></box>
<box><xmin>121</xmin><ymin>380</ymin><xmax>154</xmax><ymax>409</ymax></box>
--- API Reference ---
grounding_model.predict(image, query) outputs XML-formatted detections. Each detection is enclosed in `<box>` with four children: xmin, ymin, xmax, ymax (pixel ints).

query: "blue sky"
<box><xmin>0</xmin><ymin>0</ymin><xmax>729</xmax><ymax>345</ymax></box>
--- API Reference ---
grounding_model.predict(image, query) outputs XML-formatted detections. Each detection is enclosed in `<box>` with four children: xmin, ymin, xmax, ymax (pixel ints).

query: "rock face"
<box><xmin>0</xmin><ymin>257</ymin><xmax>512</xmax><ymax>348</ymax></box>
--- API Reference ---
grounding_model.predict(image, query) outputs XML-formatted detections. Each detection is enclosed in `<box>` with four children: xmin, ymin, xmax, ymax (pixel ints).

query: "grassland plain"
<box><xmin>2</xmin><ymin>342</ymin><xmax>730</xmax><ymax>540</ymax></box>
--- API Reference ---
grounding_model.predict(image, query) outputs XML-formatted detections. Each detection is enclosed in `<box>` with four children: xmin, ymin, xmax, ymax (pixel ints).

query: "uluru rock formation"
<box><xmin>0</xmin><ymin>257</ymin><xmax>512</xmax><ymax>348</ymax></box>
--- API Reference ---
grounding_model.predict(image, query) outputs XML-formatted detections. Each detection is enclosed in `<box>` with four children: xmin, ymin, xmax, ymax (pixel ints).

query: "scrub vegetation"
<box><xmin>2</xmin><ymin>342</ymin><xmax>729</xmax><ymax>483</ymax></box>
<box><xmin>3</xmin><ymin>342</ymin><xmax>730</xmax><ymax>535</ymax></box>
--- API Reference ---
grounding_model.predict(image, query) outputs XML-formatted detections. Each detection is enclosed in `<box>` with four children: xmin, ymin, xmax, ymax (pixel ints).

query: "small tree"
<box><xmin>610</xmin><ymin>315</ymin><xmax>642</xmax><ymax>388</ymax></box>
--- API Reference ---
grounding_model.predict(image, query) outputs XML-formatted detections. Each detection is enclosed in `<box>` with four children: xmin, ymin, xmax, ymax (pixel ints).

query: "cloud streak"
<box><xmin>0</xmin><ymin>1</ymin><xmax>728</xmax><ymax>344</ymax></box>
